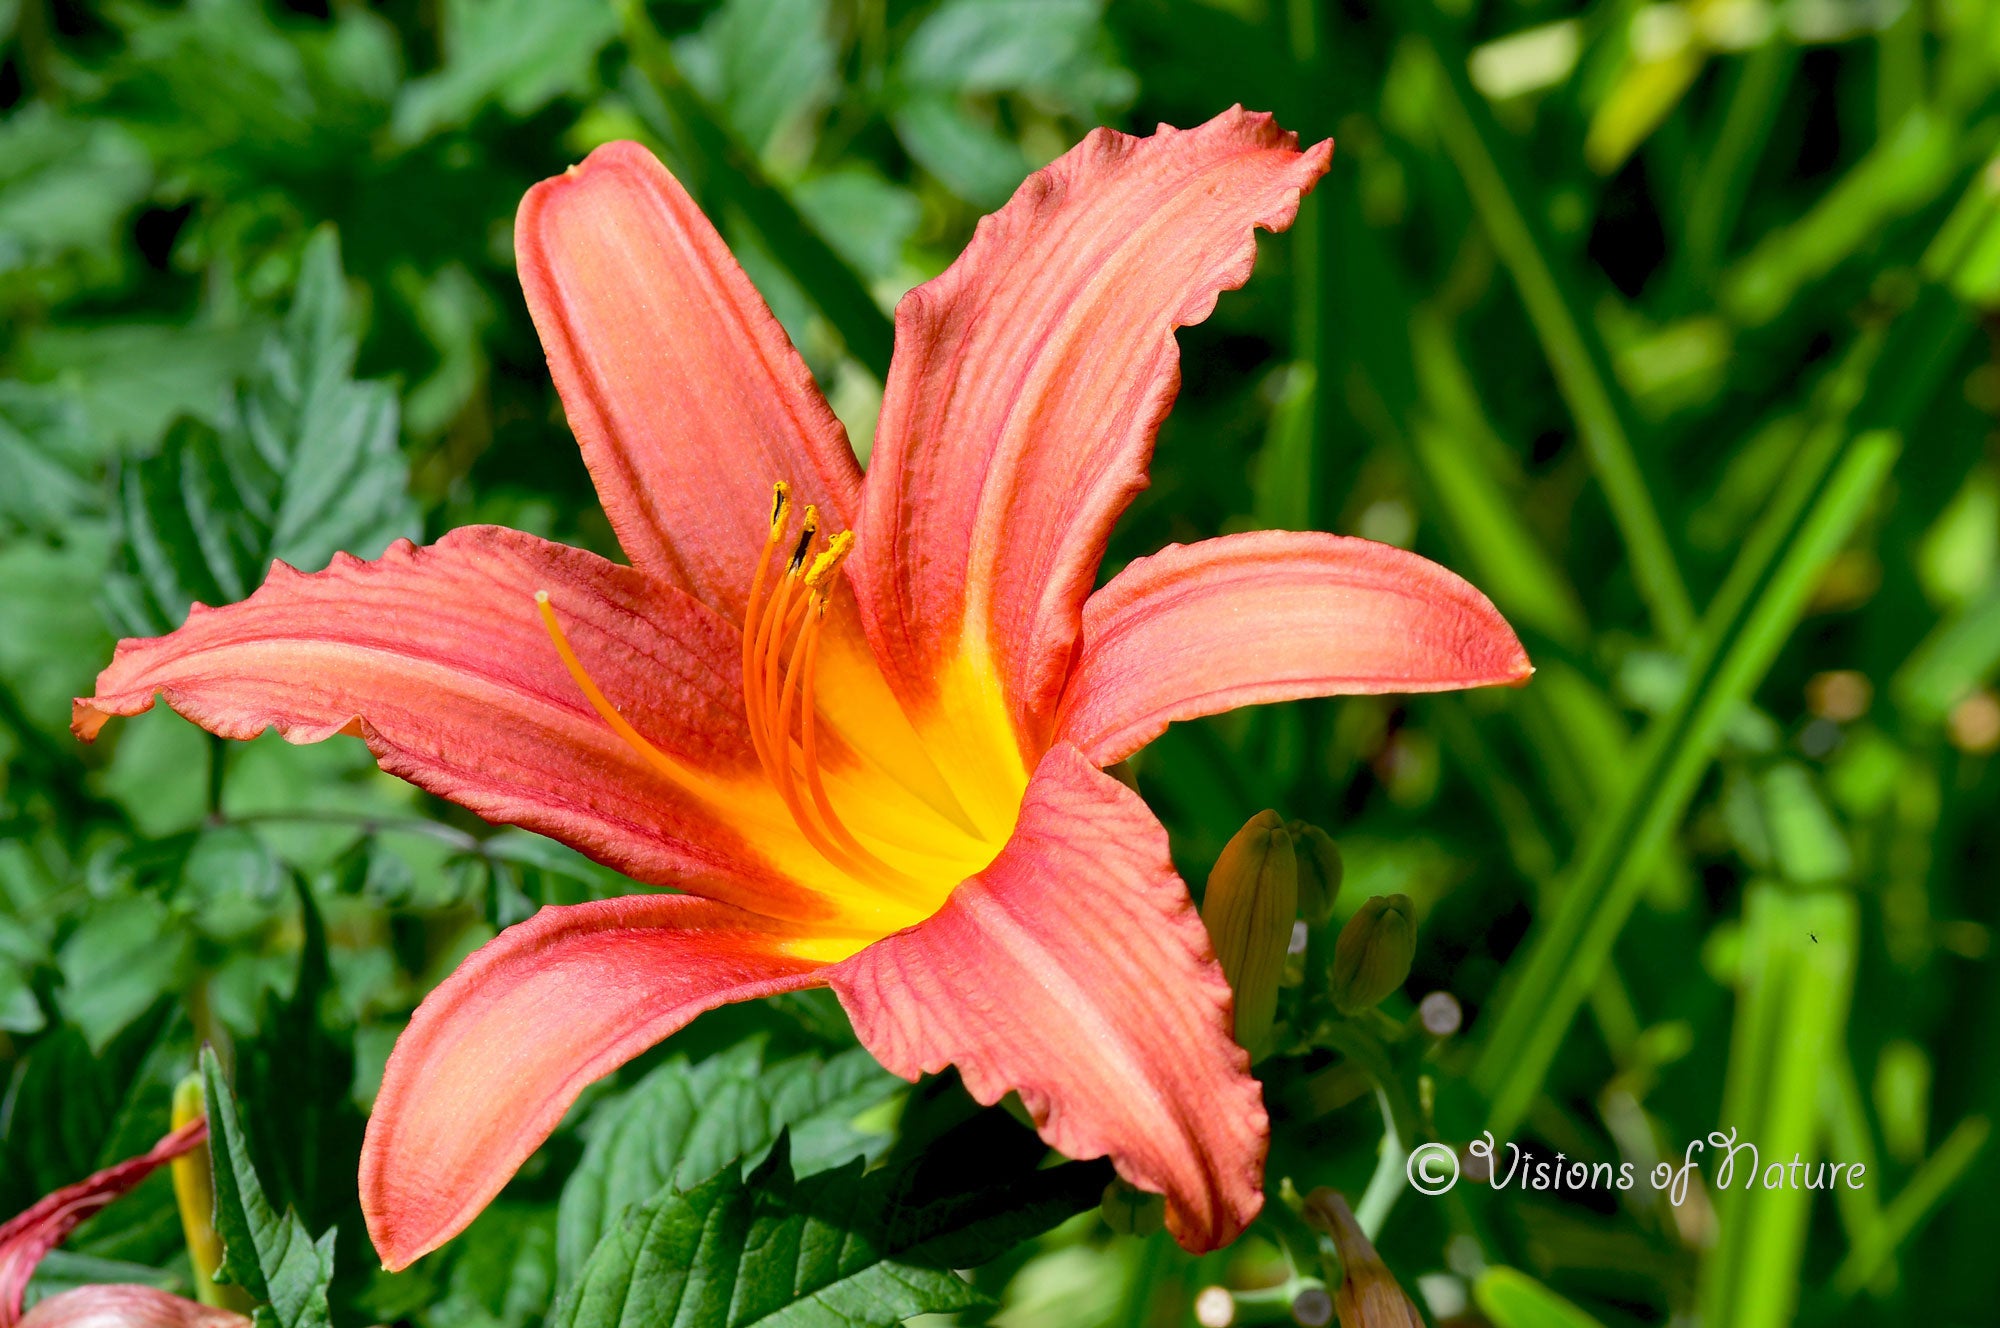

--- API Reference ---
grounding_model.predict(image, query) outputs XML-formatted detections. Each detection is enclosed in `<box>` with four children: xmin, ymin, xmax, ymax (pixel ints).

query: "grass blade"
<box><xmin>1697</xmin><ymin>885</ymin><xmax>1859</xmax><ymax>1328</ymax></box>
<box><xmin>1472</xmin><ymin>291</ymin><xmax>1971</xmax><ymax>1137</ymax></box>
<box><xmin>1396</xmin><ymin>16</ymin><xmax>1694</xmax><ymax>643</ymax></box>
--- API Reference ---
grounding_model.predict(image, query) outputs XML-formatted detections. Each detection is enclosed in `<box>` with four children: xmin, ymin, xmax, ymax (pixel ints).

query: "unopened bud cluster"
<box><xmin>1202</xmin><ymin>809</ymin><xmax>1425</xmax><ymax>1049</ymax></box>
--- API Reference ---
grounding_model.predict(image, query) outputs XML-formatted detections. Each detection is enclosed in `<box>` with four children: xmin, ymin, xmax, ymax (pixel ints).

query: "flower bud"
<box><xmin>1302</xmin><ymin>1189</ymin><xmax>1424</xmax><ymax>1327</ymax></box>
<box><xmin>1330</xmin><ymin>894</ymin><xmax>1415</xmax><ymax>1014</ymax></box>
<box><xmin>1100</xmin><ymin>1177</ymin><xmax>1165</xmax><ymax>1236</ymax></box>
<box><xmin>169</xmin><ymin>1075</ymin><xmax>249</xmax><ymax>1312</ymax></box>
<box><xmin>1202</xmin><ymin>810</ymin><xmax>1299</xmax><ymax>1053</ymax></box>
<box><xmin>1286</xmin><ymin>820</ymin><xmax>1344</xmax><ymax>927</ymax></box>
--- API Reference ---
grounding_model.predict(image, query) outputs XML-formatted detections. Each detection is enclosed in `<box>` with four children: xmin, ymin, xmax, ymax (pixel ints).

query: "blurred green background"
<box><xmin>3</xmin><ymin>0</ymin><xmax>1999</xmax><ymax>1325</ymax></box>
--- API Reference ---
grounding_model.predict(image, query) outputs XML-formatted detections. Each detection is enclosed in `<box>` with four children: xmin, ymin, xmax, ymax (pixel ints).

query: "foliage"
<box><xmin>3</xmin><ymin>0</ymin><xmax>1998</xmax><ymax>1326</ymax></box>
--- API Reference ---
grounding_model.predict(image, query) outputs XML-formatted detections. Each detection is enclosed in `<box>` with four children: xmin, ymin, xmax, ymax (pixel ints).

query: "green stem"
<box><xmin>220</xmin><ymin>808</ymin><xmax>484</xmax><ymax>852</ymax></box>
<box><xmin>1353</xmin><ymin>1086</ymin><xmax>1408</xmax><ymax>1238</ymax></box>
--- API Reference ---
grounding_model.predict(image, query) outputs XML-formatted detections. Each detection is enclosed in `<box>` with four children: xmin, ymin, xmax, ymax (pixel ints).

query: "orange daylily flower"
<box><xmin>0</xmin><ymin>1120</ymin><xmax>240</xmax><ymax>1328</ymax></box>
<box><xmin>74</xmin><ymin>108</ymin><xmax>1530</xmax><ymax>1265</ymax></box>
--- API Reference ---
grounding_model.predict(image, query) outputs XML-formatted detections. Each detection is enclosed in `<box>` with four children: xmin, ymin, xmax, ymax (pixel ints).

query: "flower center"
<box><xmin>737</xmin><ymin>483</ymin><xmax>928</xmax><ymax>897</ymax></box>
<box><xmin>534</xmin><ymin>482</ymin><xmax>936</xmax><ymax>911</ymax></box>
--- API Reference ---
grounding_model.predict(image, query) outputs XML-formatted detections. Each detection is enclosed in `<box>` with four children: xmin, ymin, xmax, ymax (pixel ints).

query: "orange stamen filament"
<box><xmin>536</xmin><ymin>591</ymin><xmax>693</xmax><ymax>788</ymax></box>
<box><xmin>740</xmin><ymin>495</ymin><xmax>927</xmax><ymax>898</ymax></box>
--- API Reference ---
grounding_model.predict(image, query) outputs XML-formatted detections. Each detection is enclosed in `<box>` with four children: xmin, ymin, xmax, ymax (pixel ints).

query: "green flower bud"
<box><xmin>1202</xmin><ymin>810</ymin><xmax>1299</xmax><ymax>1054</ymax></box>
<box><xmin>1330</xmin><ymin>894</ymin><xmax>1415</xmax><ymax>1014</ymax></box>
<box><xmin>1286</xmin><ymin>820</ymin><xmax>1344</xmax><ymax>927</ymax></box>
<box><xmin>1100</xmin><ymin>1177</ymin><xmax>1165</xmax><ymax>1236</ymax></box>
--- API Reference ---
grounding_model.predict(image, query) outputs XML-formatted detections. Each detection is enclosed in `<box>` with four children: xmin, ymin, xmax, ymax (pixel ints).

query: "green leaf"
<box><xmin>555</xmin><ymin>1039</ymin><xmax>902</xmax><ymax>1287</ymax></box>
<box><xmin>890</xmin><ymin>95</ymin><xmax>1029</xmax><ymax>210</ymax></box>
<box><xmin>676</xmin><ymin>0</ymin><xmax>836</xmax><ymax>156</ymax></box>
<box><xmin>54</xmin><ymin>893</ymin><xmax>190</xmax><ymax>1053</ymax></box>
<box><xmin>899</xmin><ymin>0</ymin><xmax>1134</xmax><ymax>114</ymax></box>
<box><xmin>1698</xmin><ymin>886</ymin><xmax>1858</xmax><ymax>1328</ymax></box>
<box><xmin>554</xmin><ymin>1137</ymin><xmax>1104</xmax><ymax>1328</ymax></box>
<box><xmin>1474</xmin><ymin>1267</ymin><xmax>1609</xmax><ymax>1328</ymax></box>
<box><xmin>1392</xmin><ymin>11</ymin><xmax>1694</xmax><ymax>644</ymax></box>
<box><xmin>201</xmin><ymin>1046</ymin><xmax>337</xmax><ymax>1328</ymax></box>
<box><xmin>391</xmin><ymin>0</ymin><xmax>618</xmax><ymax>146</ymax></box>
<box><xmin>1724</xmin><ymin>110</ymin><xmax>1962</xmax><ymax>326</ymax></box>
<box><xmin>234</xmin><ymin>879</ymin><xmax>367</xmax><ymax>1238</ymax></box>
<box><xmin>0</xmin><ymin>383</ymin><xmax>103</xmax><ymax>536</ymax></box>
<box><xmin>0</xmin><ymin>958</ymin><xmax>44</xmax><ymax>1034</ymax></box>
<box><xmin>107</xmin><ymin>226</ymin><xmax>417</xmax><ymax>635</ymax></box>
<box><xmin>0</xmin><ymin>108</ymin><xmax>152</xmax><ymax>291</ymax></box>
<box><xmin>1472</xmin><ymin>288</ymin><xmax>1972</xmax><ymax>1138</ymax></box>
<box><xmin>1893</xmin><ymin>580</ymin><xmax>2000</xmax><ymax>723</ymax></box>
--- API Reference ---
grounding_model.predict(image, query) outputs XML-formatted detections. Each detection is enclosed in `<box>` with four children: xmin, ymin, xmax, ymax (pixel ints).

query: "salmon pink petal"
<box><xmin>1</xmin><ymin>1120</ymin><xmax>208</xmax><ymax>1325</ymax></box>
<box><xmin>518</xmin><ymin>140</ymin><xmax>863</xmax><ymax>615</ymax></box>
<box><xmin>826</xmin><ymin>745</ymin><xmax>1266</xmax><ymax>1252</ymax></box>
<box><xmin>17</xmin><ymin>1287</ymin><xmax>247</xmax><ymax>1328</ymax></box>
<box><xmin>361</xmin><ymin>895</ymin><xmax>832</xmax><ymax>1271</ymax></box>
<box><xmin>73</xmin><ymin>526</ymin><xmax>827</xmax><ymax>923</ymax></box>
<box><xmin>854</xmin><ymin>108</ymin><xmax>1332</xmax><ymax>751</ymax></box>
<box><xmin>1057</xmin><ymin>531</ymin><xmax>1533</xmax><ymax>766</ymax></box>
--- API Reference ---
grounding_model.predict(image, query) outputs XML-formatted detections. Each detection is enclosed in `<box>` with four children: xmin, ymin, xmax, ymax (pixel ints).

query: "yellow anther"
<box><xmin>769</xmin><ymin>480</ymin><xmax>791</xmax><ymax>534</ymax></box>
<box><xmin>804</xmin><ymin>530</ymin><xmax>855</xmax><ymax>590</ymax></box>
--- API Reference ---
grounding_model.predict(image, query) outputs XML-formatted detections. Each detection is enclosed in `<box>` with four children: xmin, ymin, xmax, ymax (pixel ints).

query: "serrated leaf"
<box><xmin>107</xmin><ymin>226</ymin><xmax>416</xmax><ymax>635</ymax></box>
<box><xmin>555</xmin><ymin>1040</ymin><xmax>901</xmax><ymax>1287</ymax></box>
<box><xmin>234</xmin><ymin>879</ymin><xmax>366</xmax><ymax>1239</ymax></box>
<box><xmin>201</xmin><ymin>1047</ymin><xmax>336</xmax><ymax>1328</ymax></box>
<box><xmin>0</xmin><ymin>382</ymin><xmax>103</xmax><ymax>535</ymax></box>
<box><xmin>555</xmin><ymin>1137</ymin><xmax>1104</xmax><ymax>1328</ymax></box>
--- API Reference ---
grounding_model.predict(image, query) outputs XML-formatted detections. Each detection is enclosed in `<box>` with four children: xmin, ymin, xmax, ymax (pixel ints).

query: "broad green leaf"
<box><xmin>201</xmin><ymin>1046</ymin><xmax>337</xmax><ymax>1328</ymax></box>
<box><xmin>392</xmin><ymin>0</ymin><xmax>618</xmax><ymax>146</ymax></box>
<box><xmin>1474</xmin><ymin>1267</ymin><xmax>1608</xmax><ymax>1328</ymax></box>
<box><xmin>106</xmin><ymin>226</ymin><xmax>417</xmax><ymax>635</ymax></box>
<box><xmin>54</xmin><ymin>894</ymin><xmax>190</xmax><ymax>1053</ymax></box>
<box><xmin>900</xmin><ymin>0</ymin><xmax>1134</xmax><ymax>114</ymax></box>
<box><xmin>676</xmin><ymin>0</ymin><xmax>835</xmax><ymax>156</ymax></box>
<box><xmin>1893</xmin><ymin>581</ymin><xmax>2000</xmax><ymax>723</ymax></box>
<box><xmin>554</xmin><ymin>1138</ymin><xmax>1104</xmax><ymax>1328</ymax></box>
<box><xmin>0</xmin><ymin>108</ymin><xmax>151</xmax><ymax>290</ymax></box>
<box><xmin>555</xmin><ymin>1040</ymin><xmax>901</xmax><ymax>1286</ymax></box>
<box><xmin>0</xmin><ymin>958</ymin><xmax>44</xmax><ymax>1034</ymax></box>
<box><xmin>17</xmin><ymin>321</ymin><xmax>265</xmax><ymax>450</ymax></box>
<box><xmin>891</xmin><ymin>95</ymin><xmax>1029</xmax><ymax>209</ymax></box>
<box><xmin>791</xmin><ymin>169</ymin><xmax>921</xmax><ymax>282</ymax></box>
<box><xmin>0</xmin><ymin>383</ymin><xmax>102</xmax><ymax>535</ymax></box>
